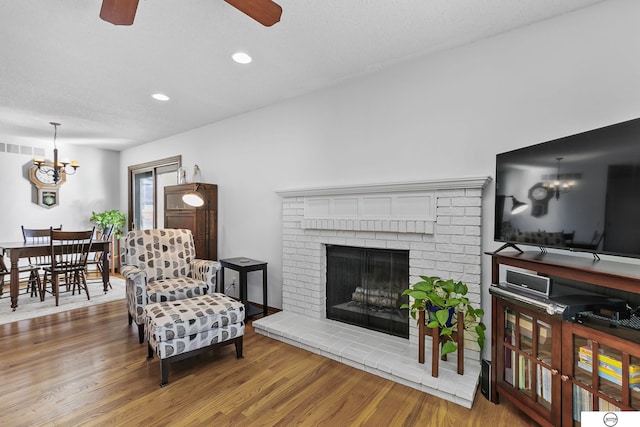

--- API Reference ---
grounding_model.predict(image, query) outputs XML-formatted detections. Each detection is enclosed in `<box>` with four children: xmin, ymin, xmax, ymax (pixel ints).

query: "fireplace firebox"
<box><xmin>326</xmin><ymin>245</ymin><xmax>409</xmax><ymax>338</ymax></box>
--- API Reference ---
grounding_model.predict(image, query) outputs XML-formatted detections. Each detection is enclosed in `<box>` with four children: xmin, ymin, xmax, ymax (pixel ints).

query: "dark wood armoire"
<box><xmin>164</xmin><ymin>183</ymin><xmax>218</xmax><ymax>260</ymax></box>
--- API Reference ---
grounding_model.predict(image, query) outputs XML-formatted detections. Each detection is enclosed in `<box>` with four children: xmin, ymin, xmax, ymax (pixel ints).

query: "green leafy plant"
<box><xmin>401</xmin><ymin>275</ymin><xmax>486</xmax><ymax>356</ymax></box>
<box><xmin>89</xmin><ymin>209</ymin><xmax>126</xmax><ymax>239</ymax></box>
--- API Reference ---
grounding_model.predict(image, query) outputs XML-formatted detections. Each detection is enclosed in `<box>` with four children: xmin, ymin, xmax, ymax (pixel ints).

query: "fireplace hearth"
<box><xmin>326</xmin><ymin>245</ymin><xmax>409</xmax><ymax>338</ymax></box>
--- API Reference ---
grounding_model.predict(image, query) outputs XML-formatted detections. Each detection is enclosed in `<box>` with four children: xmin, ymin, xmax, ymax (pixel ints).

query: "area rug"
<box><xmin>0</xmin><ymin>276</ymin><xmax>125</xmax><ymax>325</ymax></box>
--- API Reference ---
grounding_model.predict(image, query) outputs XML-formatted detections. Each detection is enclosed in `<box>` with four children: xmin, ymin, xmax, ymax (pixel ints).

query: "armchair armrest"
<box><xmin>121</xmin><ymin>264</ymin><xmax>149</xmax><ymax>324</ymax></box>
<box><xmin>190</xmin><ymin>259</ymin><xmax>221</xmax><ymax>293</ymax></box>
<box><xmin>121</xmin><ymin>264</ymin><xmax>145</xmax><ymax>280</ymax></box>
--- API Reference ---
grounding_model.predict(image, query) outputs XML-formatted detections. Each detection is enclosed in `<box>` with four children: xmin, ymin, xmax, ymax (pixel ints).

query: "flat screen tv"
<box><xmin>495</xmin><ymin>117</ymin><xmax>640</xmax><ymax>258</ymax></box>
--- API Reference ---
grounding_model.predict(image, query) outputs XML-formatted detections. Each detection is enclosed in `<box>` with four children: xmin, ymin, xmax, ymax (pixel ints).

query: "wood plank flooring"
<box><xmin>0</xmin><ymin>299</ymin><xmax>537</xmax><ymax>426</ymax></box>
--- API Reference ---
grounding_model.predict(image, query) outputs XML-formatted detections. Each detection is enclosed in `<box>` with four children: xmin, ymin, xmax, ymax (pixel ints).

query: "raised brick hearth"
<box><xmin>253</xmin><ymin>177</ymin><xmax>491</xmax><ymax>408</ymax></box>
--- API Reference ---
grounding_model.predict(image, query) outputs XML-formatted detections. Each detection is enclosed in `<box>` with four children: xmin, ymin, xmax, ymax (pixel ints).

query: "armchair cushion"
<box><xmin>147</xmin><ymin>277</ymin><xmax>208</xmax><ymax>303</ymax></box>
<box><xmin>122</xmin><ymin>229</ymin><xmax>196</xmax><ymax>281</ymax></box>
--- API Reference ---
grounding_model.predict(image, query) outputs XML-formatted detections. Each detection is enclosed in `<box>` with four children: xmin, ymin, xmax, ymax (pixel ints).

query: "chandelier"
<box><xmin>33</xmin><ymin>122</ymin><xmax>79</xmax><ymax>184</ymax></box>
<box><xmin>544</xmin><ymin>157</ymin><xmax>576</xmax><ymax>199</ymax></box>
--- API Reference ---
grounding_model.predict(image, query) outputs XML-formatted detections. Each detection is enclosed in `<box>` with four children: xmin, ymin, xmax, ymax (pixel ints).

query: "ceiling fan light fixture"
<box><xmin>151</xmin><ymin>93</ymin><xmax>170</xmax><ymax>101</ymax></box>
<box><xmin>232</xmin><ymin>52</ymin><xmax>252</xmax><ymax>64</ymax></box>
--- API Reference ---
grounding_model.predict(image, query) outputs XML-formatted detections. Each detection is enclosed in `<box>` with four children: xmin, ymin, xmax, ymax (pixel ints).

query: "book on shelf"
<box><xmin>536</xmin><ymin>365</ymin><xmax>552</xmax><ymax>403</ymax></box>
<box><xmin>518</xmin><ymin>354</ymin><xmax>532</xmax><ymax>392</ymax></box>
<box><xmin>573</xmin><ymin>385</ymin><xmax>593</xmax><ymax>422</ymax></box>
<box><xmin>506</xmin><ymin>313</ymin><xmax>551</xmax><ymax>343</ymax></box>
<box><xmin>598</xmin><ymin>397</ymin><xmax>620</xmax><ymax>412</ymax></box>
<box><xmin>504</xmin><ymin>348</ymin><xmax>518</xmax><ymax>386</ymax></box>
<box><xmin>578</xmin><ymin>345</ymin><xmax>640</xmax><ymax>386</ymax></box>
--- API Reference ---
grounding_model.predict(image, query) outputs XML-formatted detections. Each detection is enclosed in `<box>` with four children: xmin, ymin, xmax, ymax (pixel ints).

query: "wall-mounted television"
<box><xmin>495</xmin><ymin>117</ymin><xmax>640</xmax><ymax>258</ymax></box>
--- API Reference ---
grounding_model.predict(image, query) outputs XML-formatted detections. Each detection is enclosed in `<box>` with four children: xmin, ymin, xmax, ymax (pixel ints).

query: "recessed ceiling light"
<box><xmin>232</xmin><ymin>52</ymin><xmax>252</xmax><ymax>64</ymax></box>
<box><xmin>152</xmin><ymin>93</ymin><xmax>170</xmax><ymax>101</ymax></box>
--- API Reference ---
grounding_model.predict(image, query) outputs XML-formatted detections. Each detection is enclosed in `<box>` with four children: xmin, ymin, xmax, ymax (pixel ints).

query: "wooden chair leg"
<box><xmin>40</xmin><ymin>271</ymin><xmax>49</xmax><ymax>301</ymax></box>
<box><xmin>81</xmin><ymin>271</ymin><xmax>90</xmax><ymax>300</ymax></box>
<box><xmin>28</xmin><ymin>270</ymin><xmax>40</xmax><ymax>297</ymax></box>
<box><xmin>138</xmin><ymin>323</ymin><xmax>144</xmax><ymax>344</ymax></box>
<box><xmin>54</xmin><ymin>273</ymin><xmax>60</xmax><ymax>307</ymax></box>
<box><xmin>34</xmin><ymin>272</ymin><xmax>41</xmax><ymax>298</ymax></box>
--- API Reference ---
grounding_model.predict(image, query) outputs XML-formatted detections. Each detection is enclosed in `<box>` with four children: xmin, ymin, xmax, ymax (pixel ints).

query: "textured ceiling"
<box><xmin>0</xmin><ymin>0</ymin><xmax>604</xmax><ymax>151</ymax></box>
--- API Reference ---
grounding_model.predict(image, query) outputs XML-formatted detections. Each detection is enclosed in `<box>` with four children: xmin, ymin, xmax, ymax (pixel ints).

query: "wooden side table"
<box><xmin>219</xmin><ymin>257</ymin><xmax>268</xmax><ymax>319</ymax></box>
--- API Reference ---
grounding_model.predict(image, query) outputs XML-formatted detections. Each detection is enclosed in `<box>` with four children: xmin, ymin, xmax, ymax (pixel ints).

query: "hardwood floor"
<box><xmin>0</xmin><ymin>299</ymin><xmax>537</xmax><ymax>426</ymax></box>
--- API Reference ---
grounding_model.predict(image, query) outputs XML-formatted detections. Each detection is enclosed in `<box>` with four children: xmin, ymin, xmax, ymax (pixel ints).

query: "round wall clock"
<box><xmin>530</xmin><ymin>185</ymin><xmax>549</xmax><ymax>201</ymax></box>
<box><xmin>28</xmin><ymin>164</ymin><xmax>65</xmax><ymax>189</ymax></box>
<box><xmin>528</xmin><ymin>182</ymin><xmax>553</xmax><ymax>202</ymax></box>
<box><xmin>35</xmin><ymin>166</ymin><xmax>57</xmax><ymax>185</ymax></box>
<box><xmin>528</xmin><ymin>182</ymin><xmax>553</xmax><ymax>217</ymax></box>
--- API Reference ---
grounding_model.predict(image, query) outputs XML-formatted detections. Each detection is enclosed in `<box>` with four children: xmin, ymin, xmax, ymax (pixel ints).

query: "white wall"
<box><xmin>119</xmin><ymin>0</ymin><xmax>640</xmax><ymax>358</ymax></box>
<box><xmin>0</xmin><ymin>143</ymin><xmax>120</xmax><ymax>241</ymax></box>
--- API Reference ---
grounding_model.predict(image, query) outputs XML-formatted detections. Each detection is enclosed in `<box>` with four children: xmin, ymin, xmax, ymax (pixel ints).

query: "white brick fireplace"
<box><xmin>253</xmin><ymin>177</ymin><xmax>491</xmax><ymax>408</ymax></box>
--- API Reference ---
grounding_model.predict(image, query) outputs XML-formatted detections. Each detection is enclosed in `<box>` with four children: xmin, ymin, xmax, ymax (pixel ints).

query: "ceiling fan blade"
<box><xmin>224</xmin><ymin>0</ymin><xmax>282</xmax><ymax>27</ymax></box>
<box><xmin>100</xmin><ymin>0</ymin><xmax>139</xmax><ymax>26</ymax></box>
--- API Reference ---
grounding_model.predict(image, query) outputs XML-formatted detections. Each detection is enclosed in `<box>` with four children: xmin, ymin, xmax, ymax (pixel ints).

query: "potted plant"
<box><xmin>401</xmin><ymin>275</ymin><xmax>486</xmax><ymax>356</ymax></box>
<box><xmin>89</xmin><ymin>209</ymin><xmax>126</xmax><ymax>239</ymax></box>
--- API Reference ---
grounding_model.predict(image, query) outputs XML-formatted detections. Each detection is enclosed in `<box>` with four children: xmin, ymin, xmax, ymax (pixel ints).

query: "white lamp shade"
<box><xmin>182</xmin><ymin>191</ymin><xmax>204</xmax><ymax>207</ymax></box>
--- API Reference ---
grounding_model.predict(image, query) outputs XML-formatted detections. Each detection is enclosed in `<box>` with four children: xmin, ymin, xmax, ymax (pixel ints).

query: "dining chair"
<box><xmin>21</xmin><ymin>225</ymin><xmax>62</xmax><ymax>296</ymax></box>
<box><xmin>41</xmin><ymin>228</ymin><xmax>95</xmax><ymax>306</ymax></box>
<box><xmin>86</xmin><ymin>224</ymin><xmax>114</xmax><ymax>284</ymax></box>
<box><xmin>0</xmin><ymin>256</ymin><xmax>43</xmax><ymax>299</ymax></box>
<box><xmin>0</xmin><ymin>257</ymin><xmax>10</xmax><ymax>297</ymax></box>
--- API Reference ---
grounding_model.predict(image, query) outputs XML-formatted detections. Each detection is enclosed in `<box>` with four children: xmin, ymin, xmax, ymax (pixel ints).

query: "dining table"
<box><xmin>0</xmin><ymin>239</ymin><xmax>111</xmax><ymax>310</ymax></box>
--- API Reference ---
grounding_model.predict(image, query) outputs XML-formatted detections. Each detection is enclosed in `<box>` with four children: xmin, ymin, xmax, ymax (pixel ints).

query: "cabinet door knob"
<box><xmin>551</xmin><ymin>369</ymin><xmax>559</xmax><ymax>375</ymax></box>
<box><xmin>561</xmin><ymin>374</ymin><xmax>570</xmax><ymax>382</ymax></box>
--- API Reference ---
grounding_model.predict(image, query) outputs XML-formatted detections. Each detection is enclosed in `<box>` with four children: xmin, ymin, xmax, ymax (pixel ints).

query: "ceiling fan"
<box><xmin>100</xmin><ymin>0</ymin><xmax>282</xmax><ymax>27</ymax></box>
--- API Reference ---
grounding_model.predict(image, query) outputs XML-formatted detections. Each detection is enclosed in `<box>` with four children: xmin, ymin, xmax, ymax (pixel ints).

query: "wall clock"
<box><xmin>29</xmin><ymin>164</ymin><xmax>66</xmax><ymax>188</ymax></box>
<box><xmin>528</xmin><ymin>182</ymin><xmax>553</xmax><ymax>217</ymax></box>
<box><xmin>28</xmin><ymin>164</ymin><xmax>65</xmax><ymax>208</ymax></box>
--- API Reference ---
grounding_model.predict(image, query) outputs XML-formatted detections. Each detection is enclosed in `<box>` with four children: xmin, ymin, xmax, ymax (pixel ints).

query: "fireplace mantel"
<box><xmin>275</xmin><ymin>176</ymin><xmax>491</xmax><ymax>197</ymax></box>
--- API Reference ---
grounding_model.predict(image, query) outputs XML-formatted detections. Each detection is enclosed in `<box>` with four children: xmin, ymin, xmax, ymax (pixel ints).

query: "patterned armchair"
<box><xmin>120</xmin><ymin>229</ymin><xmax>220</xmax><ymax>343</ymax></box>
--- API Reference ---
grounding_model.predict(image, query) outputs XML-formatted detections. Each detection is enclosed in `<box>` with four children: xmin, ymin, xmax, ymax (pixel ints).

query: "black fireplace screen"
<box><xmin>326</xmin><ymin>245</ymin><xmax>409</xmax><ymax>338</ymax></box>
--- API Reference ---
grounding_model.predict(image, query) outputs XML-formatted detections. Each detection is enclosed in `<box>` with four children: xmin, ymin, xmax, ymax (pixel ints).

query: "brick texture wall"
<box><xmin>278</xmin><ymin>178</ymin><xmax>489</xmax><ymax>361</ymax></box>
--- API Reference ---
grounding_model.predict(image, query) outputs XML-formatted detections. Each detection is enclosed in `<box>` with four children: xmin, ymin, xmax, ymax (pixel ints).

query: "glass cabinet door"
<box><xmin>632</xmin><ymin>355</ymin><xmax>640</xmax><ymax>409</ymax></box>
<box><xmin>567</xmin><ymin>325</ymin><xmax>640</xmax><ymax>426</ymax></box>
<box><xmin>504</xmin><ymin>308</ymin><xmax>516</xmax><ymax>387</ymax></box>
<box><xmin>535</xmin><ymin>319</ymin><xmax>553</xmax><ymax>410</ymax></box>
<box><xmin>502</xmin><ymin>304</ymin><xmax>556</xmax><ymax>411</ymax></box>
